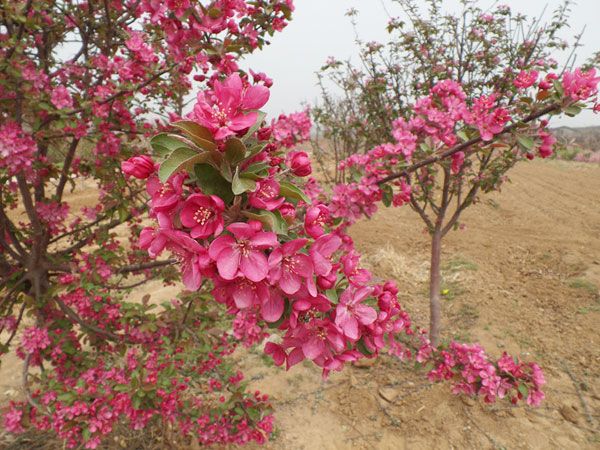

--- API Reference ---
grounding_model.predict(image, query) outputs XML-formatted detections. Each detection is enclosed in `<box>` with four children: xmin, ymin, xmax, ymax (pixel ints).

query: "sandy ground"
<box><xmin>1</xmin><ymin>159</ymin><xmax>599</xmax><ymax>449</ymax></box>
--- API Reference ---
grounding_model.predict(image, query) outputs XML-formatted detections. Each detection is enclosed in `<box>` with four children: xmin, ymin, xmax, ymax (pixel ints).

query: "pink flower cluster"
<box><xmin>271</xmin><ymin>109</ymin><xmax>312</xmax><ymax>148</ymax></box>
<box><xmin>562</xmin><ymin>68</ymin><xmax>600</xmax><ymax>101</ymax></box>
<box><xmin>190</xmin><ymin>73</ymin><xmax>270</xmax><ymax>140</ymax></box>
<box><xmin>328</xmin><ymin>70</ymin><xmax>600</xmax><ymax>224</ymax></box>
<box><xmin>8</xmin><ymin>331</ymin><xmax>274</xmax><ymax>449</ymax></box>
<box><xmin>425</xmin><ymin>342</ymin><xmax>545</xmax><ymax>406</ymax></box>
<box><xmin>0</xmin><ymin>121</ymin><xmax>36</xmax><ymax>176</ymax></box>
<box><xmin>36</xmin><ymin>201</ymin><xmax>70</xmax><ymax>235</ymax></box>
<box><xmin>21</xmin><ymin>327</ymin><xmax>51</xmax><ymax>353</ymax></box>
<box><xmin>125</xmin><ymin>73</ymin><xmax>551</xmax><ymax>404</ymax></box>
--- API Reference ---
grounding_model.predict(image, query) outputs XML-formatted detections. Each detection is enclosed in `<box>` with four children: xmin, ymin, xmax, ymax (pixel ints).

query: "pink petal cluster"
<box><xmin>0</xmin><ymin>122</ymin><xmax>36</xmax><ymax>176</ymax></box>
<box><xmin>51</xmin><ymin>85</ymin><xmax>74</xmax><ymax>110</ymax></box>
<box><xmin>287</xmin><ymin>150</ymin><xmax>312</xmax><ymax>177</ymax></box>
<box><xmin>180</xmin><ymin>193</ymin><xmax>225</xmax><ymax>239</ymax></box>
<box><xmin>190</xmin><ymin>73</ymin><xmax>270</xmax><ymax>140</ymax></box>
<box><xmin>271</xmin><ymin>109</ymin><xmax>312</xmax><ymax>148</ymax></box>
<box><xmin>562</xmin><ymin>68</ymin><xmax>600</xmax><ymax>101</ymax></box>
<box><xmin>514</xmin><ymin>70</ymin><xmax>539</xmax><ymax>89</ymax></box>
<box><xmin>21</xmin><ymin>326</ymin><xmax>51</xmax><ymax>353</ymax></box>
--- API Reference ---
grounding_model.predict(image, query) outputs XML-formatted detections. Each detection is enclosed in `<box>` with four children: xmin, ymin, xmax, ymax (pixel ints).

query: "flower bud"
<box><xmin>287</xmin><ymin>151</ymin><xmax>312</xmax><ymax>177</ymax></box>
<box><xmin>121</xmin><ymin>155</ymin><xmax>155</xmax><ymax>179</ymax></box>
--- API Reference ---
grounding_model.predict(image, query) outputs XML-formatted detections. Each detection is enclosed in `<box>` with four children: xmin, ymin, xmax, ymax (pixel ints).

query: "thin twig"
<box><xmin>117</xmin><ymin>259</ymin><xmax>177</xmax><ymax>274</ymax></box>
<box><xmin>562</xmin><ymin>361</ymin><xmax>598</xmax><ymax>429</ymax></box>
<box><xmin>22</xmin><ymin>353</ymin><xmax>42</xmax><ymax>410</ymax></box>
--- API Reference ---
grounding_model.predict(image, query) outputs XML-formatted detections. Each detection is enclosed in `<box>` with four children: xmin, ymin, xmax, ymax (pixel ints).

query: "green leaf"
<box><xmin>242</xmin><ymin>111</ymin><xmax>267</xmax><ymax>142</ymax></box>
<box><xmin>456</xmin><ymin>129</ymin><xmax>469</xmax><ymax>143</ymax></box>
<box><xmin>194</xmin><ymin>163</ymin><xmax>234</xmax><ymax>203</ymax></box>
<box><xmin>245</xmin><ymin>143</ymin><xmax>267</xmax><ymax>160</ymax></box>
<box><xmin>171</xmin><ymin>121</ymin><xmax>217</xmax><ymax>151</ymax></box>
<box><xmin>517</xmin><ymin>383</ymin><xmax>529</xmax><ymax>398</ymax></box>
<box><xmin>224</xmin><ymin>137</ymin><xmax>247</xmax><ymax>164</ymax></box>
<box><xmin>381</xmin><ymin>184</ymin><xmax>393</xmax><ymax>207</ymax></box>
<box><xmin>232</xmin><ymin>168</ymin><xmax>257</xmax><ymax>195</ymax></box>
<box><xmin>159</xmin><ymin>147</ymin><xmax>207</xmax><ymax>182</ymax></box>
<box><xmin>240</xmin><ymin>162</ymin><xmax>270</xmax><ymax>180</ymax></box>
<box><xmin>553</xmin><ymin>79</ymin><xmax>564</xmax><ymax>97</ymax></box>
<box><xmin>563</xmin><ymin>105</ymin><xmax>582</xmax><ymax>117</ymax></box>
<box><xmin>357</xmin><ymin>338</ymin><xmax>374</xmax><ymax>356</ymax></box>
<box><xmin>325</xmin><ymin>288</ymin><xmax>338</xmax><ymax>304</ymax></box>
<box><xmin>57</xmin><ymin>392</ymin><xmax>75</xmax><ymax>403</ymax></box>
<box><xmin>516</xmin><ymin>135</ymin><xmax>535</xmax><ymax>151</ymax></box>
<box><xmin>150</xmin><ymin>133</ymin><xmax>186</xmax><ymax>158</ymax></box>
<box><xmin>246</xmin><ymin>407</ymin><xmax>261</xmax><ymax>422</ymax></box>
<box><xmin>132</xmin><ymin>395</ymin><xmax>142</xmax><ymax>409</ymax></box>
<box><xmin>243</xmin><ymin>210</ymin><xmax>288</xmax><ymax>235</ymax></box>
<box><xmin>419</xmin><ymin>142</ymin><xmax>433</xmax><ymax>153</ymax></box>
<box><xmin>279</xmin><ymin>181</ymin><xmax>310</xmax><ymax>204</ymax></box>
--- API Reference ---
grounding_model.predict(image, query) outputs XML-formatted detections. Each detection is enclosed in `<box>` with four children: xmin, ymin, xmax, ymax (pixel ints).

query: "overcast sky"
<box><xmin>243</xmin><ymin>0</ymin><xmax>600</xmax><ymax>127</ymax></box>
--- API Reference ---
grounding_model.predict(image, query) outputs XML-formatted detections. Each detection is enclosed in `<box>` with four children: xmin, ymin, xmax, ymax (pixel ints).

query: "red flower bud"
<box><xmin>287</xmin><ymin>150</ymin><xmax>311</xmax><ymax>177</ymax></box>
<box><xmin>121</xmin><ymin>155</ymin><xmax>155</xmax><ymax>179</ymax></box>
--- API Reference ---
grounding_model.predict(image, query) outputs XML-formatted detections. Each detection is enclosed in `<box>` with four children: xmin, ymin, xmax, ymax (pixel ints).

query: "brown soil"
<box><xmin>240</xmin><ymin>159</ymin><xmax>600</xmax><ymax>450</ymax></box>
<box><xmin>2</xmin><ymin>160</ymin><xmax>600</xmax><ymax>449</ymax></box>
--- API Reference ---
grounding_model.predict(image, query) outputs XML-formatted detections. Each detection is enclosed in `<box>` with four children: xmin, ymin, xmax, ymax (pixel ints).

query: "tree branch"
<box><xmin>377</xmin><ymin>103</ymin><xmax>561</xmax><ymax>185</ymax></box>
<box><xmin>117</xmin><ymin>259</ymin><xmax>177</xmax><ymax>274</ymax></box>
<box><xmin>55</xmin><ymin>138</ymin><xmax>80</xmax><ymax>201</ymax></box>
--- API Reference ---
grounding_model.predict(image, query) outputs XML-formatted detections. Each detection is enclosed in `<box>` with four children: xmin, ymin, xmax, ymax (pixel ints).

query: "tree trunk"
<box><xmin>429</xmin><ymin>228</ymin><xmax>443</xmax><ymax>347</ymax></box>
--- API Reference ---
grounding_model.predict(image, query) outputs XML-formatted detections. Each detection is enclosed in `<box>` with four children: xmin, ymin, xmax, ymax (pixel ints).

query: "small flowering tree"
<box><xmin>312</xmin><ymin>0</ymin><xmax>599</xmax><ymax>345</ymax></box>
<box><xmin>0</xmin><ymin>0</ymin><xmax>294</xmax><ymax>447</ymax></box>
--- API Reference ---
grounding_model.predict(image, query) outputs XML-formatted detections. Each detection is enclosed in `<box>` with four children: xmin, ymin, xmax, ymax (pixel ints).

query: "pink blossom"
<box><xmin>51</xmin><ymin>85</ymin><xmax>73</xmax><ymax>109</ymax></box>
<box><xmin>264</xmin><ymin>342</ymin><xmax>286</xmax><ymax>366</ymax></box>
<box><xmin>180</xmin><ymin>193</ymin><xmax>225</xmax><ymax>239</ymax></box>
<box><xmin>248</xmin><ymin>179</ymin><xmax>285</xmax><ymax>211</ymax></box>
<box><xmin>310</xmin><ymin>234</ymin><xmax>341</xmax><ymax>277</ymax></box>
<box><xmin>139</xmin><ymin>212</ymin><xmax>204</xmax><ymax>259</ymax></box>
<box><xmin>451</xmin><ymin>151</ymin><xmax>465</xmax><ymax>174</ymax></box>
<box><xmin>146</xmin><ymin>174</ymin><xmax>185</xmax><ymax>213</ymax></box>
<box><xmin>300</xmin><ymin>319</ymin><xmax>346</xmax><ymax>361</ymax></box>
<box><xmin>513</xmin><ymin>70</ymin><xmax>538</xmax><ymax>89</ymax></box>
<box><xmin>562</xmin><ymin>68</ymin><xmax>600</xmax><ymax>101</ymax></box>
<box><xmin>3</xmin><ymin>403</ymin><xmax>24</xmax><ymax>433</ymax></box>
<box><xmin>304</xmin><ymin>204</ymin><xmax>330</xmax><ymax>238</ymax></box>
<box><xmin>268</xmin><ymin>238</ymin><xmax>314</xmax><ymax>295</ymax></box>
<box><xmin>527</xmin><ymin>389</ymin><xmax>545</xmax><ymax>406</ymax></box>
<box><xmin>21</xmin><ymin>326</ymin><xmax>51</xmax><ymax>353</ymax></box>
<box><xmin>537</xmin><ymin>129</ymin><xmax>556</xmax><ymax>158</ymax></box>
<box><xmin>335</xmin><ymin>287</ymin><xmax>377</xmax><ymax>340</ymax></box>
<box><xmin>191</xmin><ymin>73</ymin><xmax>270</xmax><ymax>140</ymax></box>
<box><xmin>208</xmin><ymin>222</ymin><xmax>277</xmax><ymax>282</ymax></box>
<box><xmin>0</xmin><ymin>122</ymin><xmax>36</xmax><ymax>175</ymax></box>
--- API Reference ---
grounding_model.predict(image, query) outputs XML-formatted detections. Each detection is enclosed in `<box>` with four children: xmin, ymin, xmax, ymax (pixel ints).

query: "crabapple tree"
<box><xmin>312</xmin><ymin>0</ymin><xmax>599</xmax><ymax>345</ymax></box>
<box><xmin>0</xmin><ymin>0</ymin><xmax>294</xmax><ymax>447</ymax></box>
